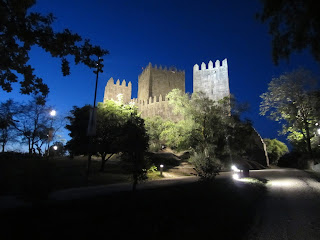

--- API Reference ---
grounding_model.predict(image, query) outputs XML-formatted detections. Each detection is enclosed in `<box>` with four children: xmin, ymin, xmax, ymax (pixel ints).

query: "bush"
<box><xmin>189</xmin><ymin>152</ymin><xmax>221</xmax><ymax>181</ymax></box>
<box><xmin>277</xmin><ymin>152</ymin><xmax>311</xmax><ymax>169</ymax></box>
<box><xmin>146</xmin><ymin>152</ymin><xmax>181</xmax><ymax>166</ymax></box>
<box><xmin>0</xmin><ymin>152</ymin><xmax>52</xmax><ymax>201</ymax></box>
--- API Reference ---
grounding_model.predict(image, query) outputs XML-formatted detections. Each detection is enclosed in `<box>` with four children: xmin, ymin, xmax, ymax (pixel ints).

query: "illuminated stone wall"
<box><xmin>193</xmin><ymin>59</ymin><xmax>230</xmax><ymax>102</ymax></box>
<box><xmin>103</xmin><ymin>77</ymin><xmax>132</xmax><ymax>104</ymax></box>
<box><xmin>138</xmin><ymin>63</ymin><xmax>185</xmax><ymax>101</ymax></box>
<box><xmin>131</xmin><ymin>95</ymin><xmax>182</xmax><ymax>121</ymax></box>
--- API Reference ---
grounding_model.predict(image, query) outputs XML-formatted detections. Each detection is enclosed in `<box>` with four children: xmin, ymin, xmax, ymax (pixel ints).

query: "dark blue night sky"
<box><xmin>2</xmin><ymin>0</ymin><xmax>319</xmax><ymax>147</ymax></box>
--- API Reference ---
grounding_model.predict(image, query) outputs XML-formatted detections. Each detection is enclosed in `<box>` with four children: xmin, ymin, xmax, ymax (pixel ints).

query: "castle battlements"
<box><xmin>131</xmin><ymin>94</ymin><xmax>169</xmax><ymax>106</ymax></box>
<box><xmin>106</xmin><ymin>77</ymin><xmax>132</xmax><ymax>87</ymax></box>
<box><xmin>139</xmin><ymin>63</ymin><xmax>185</xmax><ymax>78</ymax></box>
<box><xmin>193</xmin><ymin>59</ymin><xmax>228</xmax><ymax>71</ymax></box>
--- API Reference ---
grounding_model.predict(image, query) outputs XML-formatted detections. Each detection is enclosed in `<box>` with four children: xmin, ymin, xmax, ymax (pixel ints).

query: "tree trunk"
<box><xmin>100</xmin><ymin>153</ymin><xmax>106</xmax><ymax>172</ymax></box>
<box><xmin>28</xmin><ymin>138</ymin><xmax>32</xmax><ymax>154</ymax></box>
<box><xmin>304</xmin><ymin>120</ymin><xmax>313</xmax><ymax>158</ymax></box>
<box><xmin>132</xmin><ymin>152</ymin><xmax>137</xmax><ymax>192</ymax></box>
<box><xmin>86</xmin><ymin>154</ymin><xmax>92</xmax><ymax>180</ymax></box>
<box><xmin>100</xmin><ymin>153</ymin><xmax>114</xmax><ymax>172</ymax></box>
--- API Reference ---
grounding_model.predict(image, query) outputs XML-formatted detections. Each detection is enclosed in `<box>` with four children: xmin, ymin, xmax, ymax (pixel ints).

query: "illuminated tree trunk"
<box><xmin>304</xmin><ymin>120</ymin><xmax>313</xmax><ymax>157</ymax></box>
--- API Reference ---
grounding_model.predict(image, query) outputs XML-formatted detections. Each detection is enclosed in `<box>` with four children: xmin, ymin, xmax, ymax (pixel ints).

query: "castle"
<box><xmin>103</xmin><ymin>59</ymin><xmax>269</xmax><ymax>166</ymax></box>
<box><xmin>103</xmin><ymin>59</ymin><xmax>230</xmax><ymax>121</ymax></box>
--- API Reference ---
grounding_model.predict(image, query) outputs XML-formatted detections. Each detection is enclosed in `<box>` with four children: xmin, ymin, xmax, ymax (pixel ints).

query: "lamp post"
<box><xmin>86</xmin><ymin>57</ymin><xmax>104</xmax><ymax>178</ymax></box>
<box><xmin>47</xmin><ymin>109</ymin><xmax>56</xmax><ymax>156</ymax></box>
<box><xmin>160</xmin><ymin>164</ymin><xmax>164</xmax><ymax>176</ymax></box>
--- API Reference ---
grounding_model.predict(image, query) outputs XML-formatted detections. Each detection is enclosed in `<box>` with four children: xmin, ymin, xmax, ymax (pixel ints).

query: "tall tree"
<box><xmin>0</xmin><ymin>0</ymin><xmax>108</xmax><ymax>99</ymax></box>
<box><xmin>0</xmin><ymin>99</ymin><xmax>18</xmax><ymax>152</ymax></box>
<box><xmin>95</xmin><ymin>100</ymin><xmax>135</xmax><ymax>172</ymax></box>
<box><xmin>166</xmin><ymin>90</ymin><xmax>234</xmax><ymax>179</ymax></box>
<box><xmin>14</xmin><ymin>97</ymin><xmax>54</xmax><ymax>154</ymax></box>
<box><xmin>264</xmin><ymin>138</ymin><xmax>289</xmax><ymax>165</ymax></box>
<box><xmin>65</xmin><ymin>105</ymin><xmax>91</xmax><ymax>157</ymax></box>
<box><xmin>121</xmin><ymin>112</ymin><xmax>149</xmax><ymax>191</ymax></box>
<box><xmin>257</xmin><ymin>0</ymin><xmax>320</xmax><ymax>64</ymax></box>
<box><xmin>260</xmin><ymin>68</ymin><xmax>319</xmax><ymax>156</ymax></box>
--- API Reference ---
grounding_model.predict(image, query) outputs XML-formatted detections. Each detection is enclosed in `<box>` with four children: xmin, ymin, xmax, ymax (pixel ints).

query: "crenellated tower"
<box><xmin>103</xmin><ymin>77</ymin><xmax>132</xmax><ymax>103</ymax></box>
<box><xmin>193</xmin><ymin>59</ymin><xmax>230</xmax><ymax>102</ymax></box>
<box><xmin>138</xmin><ymin>63</ymin><xmax>185</xmax><ymax>101</ymax></box>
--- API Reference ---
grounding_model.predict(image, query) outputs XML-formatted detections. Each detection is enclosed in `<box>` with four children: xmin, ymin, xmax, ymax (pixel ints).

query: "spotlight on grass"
<box><xmin>231</xmin><ymin>165</ymin><xmax>240</xmax><ymax>172</ymax></box>
<box><xmin>233</xmin><ymin>173</ymin><xmax>240</xmax><ymax>180</ymax></box>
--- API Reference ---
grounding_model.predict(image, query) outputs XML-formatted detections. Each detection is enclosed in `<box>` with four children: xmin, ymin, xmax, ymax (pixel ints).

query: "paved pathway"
<box><xmin>246</xmin><ymin>169</ymin><xmax>320</xmax><ymax>240</ymax></box>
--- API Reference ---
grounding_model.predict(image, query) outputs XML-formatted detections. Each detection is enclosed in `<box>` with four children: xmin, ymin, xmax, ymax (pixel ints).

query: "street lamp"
<box><xmin>47</xmin><ymin>109</ymin><xmax>56</xmax><ymax>156</ymax></box>
<box><xmin>160</xmin><ymin>164</ymin><xmax>164</xmax><ymax>176</ymax></box>
<box><xmin>50</xmin><ymin>110</ymin><xmax>56</xmax><ymax>117</ymax></box>
<box><xmin>86</xmin><ymin>56</ymin><xmax>104</xmax><ymax>178</ymax></box>
<box><xmin>53</xmin><ymin>145</ymin><xmax>58</xmax><ymax>151</ymax></box>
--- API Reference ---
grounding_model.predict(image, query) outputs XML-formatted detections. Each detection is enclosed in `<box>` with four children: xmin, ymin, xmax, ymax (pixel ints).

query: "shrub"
<box><xmin>189</xmin><ymin>152</ymin><xmax>221</xmax><ymax>181</ymax></box>
<box><xmin>277</xmin><ymin>152</ymin><xmax>311</xmax><ymax>169</ymax></box>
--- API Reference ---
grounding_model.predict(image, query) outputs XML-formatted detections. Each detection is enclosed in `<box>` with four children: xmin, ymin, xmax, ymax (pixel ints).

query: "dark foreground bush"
<box><xmin>0</xmin><ymin>152</ymin><xmax>52</xmax><ymax>201</ymax></box>
<box><xmin>278</xmin><ymin>152</ymin><xmax>310</xmax><ymax>169</ymax></box>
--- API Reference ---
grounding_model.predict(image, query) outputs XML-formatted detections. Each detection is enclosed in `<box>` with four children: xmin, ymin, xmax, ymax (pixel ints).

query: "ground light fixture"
<box><xmin>160</xmin><ymin>164</ymin><xmax>164</xmax><ymax>176</ymax></box>
<box><xmin>231</xmin><ymin>165</ymin><xmax>241</xmax><ymax>180</ymax></box>
<box><xmin>231</xmin><ymin>165</ymin><xmax>240</xmax><ymax>172</ymax></box>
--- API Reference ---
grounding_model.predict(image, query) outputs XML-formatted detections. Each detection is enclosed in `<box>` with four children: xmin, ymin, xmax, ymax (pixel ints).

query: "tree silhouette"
<box><xmin>0</xmin><ymin>0</ymin><xmax>108</xmax><ymax>99</ymax></box>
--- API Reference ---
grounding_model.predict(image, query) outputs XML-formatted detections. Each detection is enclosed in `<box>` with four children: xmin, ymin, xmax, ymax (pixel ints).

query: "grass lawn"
<box><xmin>0</xmin><ymin>153</ymin><xmax>193</xmax><ymax>199</ymax></box>
<box><xmin>0</xmin><ymin>155</ymin><xmax>132</xmax><ymax>197</ymax></box>
<box><xmin>2</xmin><ymin>177</ymin><xmax>266</xmax><ymax>239</ymax></box>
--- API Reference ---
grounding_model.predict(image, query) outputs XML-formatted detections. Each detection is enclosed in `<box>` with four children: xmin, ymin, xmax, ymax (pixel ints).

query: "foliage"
<box><xmin>260</xmin><ymin>68</ymin><xmax>320</xmax><ymax>155</ymax></box>
<box><xmin>160</xmin><ymin>119</ymin><xmax>196</xmax><ymax>151</ymax></box>
<box><xmin>167</xmin><ymin>89</ymin><xmax>252</xmax><ymax>162</ymax></box>
<box><xmin>0</xmin><ymin>99</ymin><xmax>19</xmax><ymax>152</ymax></box>
<box><xmin>189</xmin><ymin>151</ymin><xmax>221</xmax><ymax>181</ymax></box>
<box><xmin>49</xmin><ymin>141</ymin><xmax>66</xmax><ymax>156</ymax></box>
<box><xmin>65</xmin><ymin>105</ymin><xmax>91</xmax><ymax>156</ymax></box>
<box><xmin>121</xmin><ymin>112</ymin><xmax>149</xmax><ymax>190</ymax></box>
<box><xmin>147</xmin><ymin>165</ymin><xmax>158</xmax><ymax>173</ymax></box>
<box><xmin>264</xmin><ymin>138</ymin><xmax>289</xmax><ymax>164</ymax></box>
<box><xmin>0</xmin><ymin>0</ymin><xmax>108</xmax><ymax>99</ymax></box>
<box><xmin>257</xmin><ymin>0</ymin><xmax>320</xmax><ymax>64</ymax></box>
<box><xmin>65</xmin><ymin>100</ymin><xmax>149</xmax><ymax>186</ymax></box>
<box><xmin>277</xmin><ymin>151</ymin><xmax>311</xmax><ymax>169</ymax></box>
<box><xmin>95</xmin><ymin>101</ymin><xmax>130</xmax><ymax>170</ymax></box>
<box><xmin>11</xmin><ymin>97</ymin><xmax>58</xmax><ymax>154</ymax></box>
<box><xmin>164</xmin><ymin>89</ymin><xmax>256</xmax><ymax>178</ymax></box>
<box><xmin>144</xmin><ymin>116</ymin><xmax>166</xmax><ymax>152</ymax></box>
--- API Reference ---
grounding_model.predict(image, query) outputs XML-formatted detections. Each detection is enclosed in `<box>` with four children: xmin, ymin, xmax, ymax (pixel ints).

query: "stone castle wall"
<box><xmin>104</xmin><ymin>77</ymin><xmax>132</xmax><ymax>104</ymax></box>
<box><xmin>193</xmin><ymin>59</ymin><xmax>230</xmax><ymax>102</ymax></box>
<box><xmin>131</xmin><ymin>95</ymin><xmax>182</xmax><ymax>122</ymax></box>
<box><xmin>138</xmin><ymin>63</ymin><xmax>185</xmax><ymax>101</ymax></box>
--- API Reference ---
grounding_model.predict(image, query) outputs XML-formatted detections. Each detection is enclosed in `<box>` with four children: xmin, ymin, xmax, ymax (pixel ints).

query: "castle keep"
<box><xmin>138</xmin><ymin>63</ymin><xmax>185</xmax><ymax>101</ymax></box>
<box><xmin>103</xmin><ymin>59</ymin><xmax>229</xmax><ymax>120</ymax></box>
